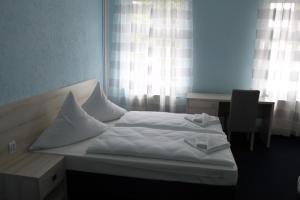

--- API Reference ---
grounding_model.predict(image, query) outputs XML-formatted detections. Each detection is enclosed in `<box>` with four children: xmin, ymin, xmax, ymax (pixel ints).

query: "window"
<box><xmin>252</xmin><ymin>0</ymin><xmax>300</xmax><ymax>136</ymax></box>
<box><xmin>108</xmin><ymin>0</ymin><xmax>193</xmax><ymax>111</ymax></box>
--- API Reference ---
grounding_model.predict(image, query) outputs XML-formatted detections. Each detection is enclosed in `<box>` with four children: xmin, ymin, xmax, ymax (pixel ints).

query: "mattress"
<box><xmin>36</xmin><ymin>122</ymin><xmax>238</xmax><ymax>186</ymax></box>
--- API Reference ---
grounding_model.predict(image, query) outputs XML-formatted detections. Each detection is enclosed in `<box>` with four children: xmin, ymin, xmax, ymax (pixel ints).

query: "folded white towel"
<box><xmin>184</xmin><ymin>113</ymin><xmax>219</xmax><ymax>127</ymax></box>
<box><xmin>191</xmin><ymin>114</ymin><xmax>203</xmax><ymax>123</ymax></box>
<box><xmin>184</xmin><ymin>134</ymin><xmax>230</xmax><ymax>154</ymax></box>
<box><xmin>184</xmin><ymin>134</ymin><xmax>208</xmax><ymax>149</ymax></box>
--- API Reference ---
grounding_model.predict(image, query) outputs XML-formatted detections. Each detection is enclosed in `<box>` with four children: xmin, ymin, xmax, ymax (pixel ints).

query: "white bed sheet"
<box><xmin>115</xmin><ymin>111</ymin><xmax>224</xmax><ymax>134</ymax></box>
<box><xmin>36</xmin><ymin>136</ymin><xmax>237</xmax><ymax>186</ymax></box>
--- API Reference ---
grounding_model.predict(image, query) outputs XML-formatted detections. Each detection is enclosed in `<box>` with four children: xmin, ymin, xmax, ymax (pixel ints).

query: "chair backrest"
<box><xmin>228</xmin><ymin>89</ymin><xmax>260</xmax><ymax>132</ymax></box>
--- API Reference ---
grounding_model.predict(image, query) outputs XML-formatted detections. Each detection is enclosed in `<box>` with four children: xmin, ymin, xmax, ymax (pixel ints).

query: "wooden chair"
<box><xmin>227</xmin><ymin>90</ymin><xmax>260</xmax><ymax>151</ymax></box>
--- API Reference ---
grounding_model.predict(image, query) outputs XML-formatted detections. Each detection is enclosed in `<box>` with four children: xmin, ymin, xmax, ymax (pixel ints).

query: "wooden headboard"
<box><xmin>0</xmin><ymin>79</ymin><xmax>97</xmax><ymax>164</ymax></box>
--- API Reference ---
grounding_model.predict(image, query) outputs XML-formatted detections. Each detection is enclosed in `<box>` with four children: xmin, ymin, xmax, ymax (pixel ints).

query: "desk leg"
<box><xmin>259</xmin><ymin>103</ymin><xmax>274</xmax><ymax>148</ymax></box>
<box><xmin>223</xmin><ymin>116</ymin><xmax>228</xmax><ymax>133</ymax></box>
<box><xmin>218</xmin><ymin>102</ymin><xmax>230</xmax><ymax>133</ymax></box>
<box><xmin>266</xmin><ymin>104</ymin><xmax>274</xmax><ymax>148</ymax></box>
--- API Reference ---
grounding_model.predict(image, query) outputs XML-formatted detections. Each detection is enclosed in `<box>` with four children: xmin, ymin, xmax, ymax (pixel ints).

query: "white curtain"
<box><xmin>108</xmin><ymin>0</ymin><xmax>193</xmax><ymax>112</ymax></box>
<box><xmin>253</xmin><ymin>0</ymin><xmax>300</xmax><ymax>136</ymax></box>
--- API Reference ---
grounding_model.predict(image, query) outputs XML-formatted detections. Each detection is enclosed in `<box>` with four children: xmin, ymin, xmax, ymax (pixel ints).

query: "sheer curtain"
<box><xmin>253</xmin><ymin>0</ymin><xmax>300</xmax><ymax>136</ymax></box>
<box><xmin>108</xmin><ymin>0</ymin><xmax>193</xmax><ymax>112</ymax></box>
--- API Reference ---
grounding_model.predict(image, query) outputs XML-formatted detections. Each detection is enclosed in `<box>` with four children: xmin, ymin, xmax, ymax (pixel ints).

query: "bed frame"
<box><xmin>66</xmin><ymin>170</ymin><xmax>237</xmax><ymax>200</ymax></box>
<box><xmin>0</xmin><ymin>79</ymin><xmax>97</xmax><ymax>165</ymax></box>
<box><xmin>0</xmin><ymin>79</ymin><xmax>237</xmax><ymax>199</ymax></box>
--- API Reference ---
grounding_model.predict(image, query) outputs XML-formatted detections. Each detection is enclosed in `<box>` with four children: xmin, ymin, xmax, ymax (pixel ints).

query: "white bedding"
<box><xmin>115</xmin><ymin>111</ymin><xmax>224</xmax><ymax>134</ymax></box>
<box><xmin>34</xmin><ymin>113</ymin><xmax>237</xmax><ymax>186</ymax></box>
<box><xmin>36</xmin><ymin>134</ymin><xmax>238</xmax><ymax>185</ymax></box>
<box><xmin>86</xmin><ymin>127</ymin><xmax>234</xmax><ymax>167</ymax></box>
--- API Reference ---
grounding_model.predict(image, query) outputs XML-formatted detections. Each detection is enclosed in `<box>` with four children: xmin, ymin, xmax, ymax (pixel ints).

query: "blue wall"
<box><xmin>0</xmin><ymin>0</ymin><xmax>103</xmax><ymax>106</ymax></box>
<box><xmin>193</xmin><ymin>0</ymin><xmax>258</xmax><ymax>93</ymax></box>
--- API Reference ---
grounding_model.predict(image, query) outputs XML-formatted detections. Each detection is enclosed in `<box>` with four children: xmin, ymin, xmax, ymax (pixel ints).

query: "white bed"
<box><xmin>36</xmin><ymin>118</ymin><xmax>238</xmax><ymax>186</ymax></box>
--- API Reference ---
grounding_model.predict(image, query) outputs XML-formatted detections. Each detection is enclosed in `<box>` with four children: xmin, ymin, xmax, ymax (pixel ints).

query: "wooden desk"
<box><xmin>186</xmin><ymin>93</ymin><xmax>274</xmax><ymax>148</ymax></box>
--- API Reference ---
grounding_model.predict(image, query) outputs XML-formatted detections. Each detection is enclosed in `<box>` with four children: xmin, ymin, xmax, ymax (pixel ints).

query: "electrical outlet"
<box><xmin>8</xmin><ymin>140</ymin><xmax>16</xmax><ymax>154</ymax></box>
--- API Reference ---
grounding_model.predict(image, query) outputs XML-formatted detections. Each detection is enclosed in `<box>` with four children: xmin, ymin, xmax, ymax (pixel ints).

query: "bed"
<box><xmin>35</xmin><ymin>122</ymin><xmax>237</xmax><ymax>186</ymax></box>
<box><xmin>35</xmin><ymin>120</ymin><xmax>237</xmax><ymax>199</ymax></box>
<box><xmin>0</xmin><ymin>79</ymin><xmax>238</xmax><ymax>200</ymax></box>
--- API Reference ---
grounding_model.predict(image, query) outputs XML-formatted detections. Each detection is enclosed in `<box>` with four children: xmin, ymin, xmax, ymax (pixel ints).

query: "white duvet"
<box><xmin>86</xmin><ymin>127</ymin><xmax>235</xmax><ymax>167</ymax></box>
<box><xmin>115</xmin><ymin>111</ymin><xmax>224</xmax><ymax>134</ymax></box>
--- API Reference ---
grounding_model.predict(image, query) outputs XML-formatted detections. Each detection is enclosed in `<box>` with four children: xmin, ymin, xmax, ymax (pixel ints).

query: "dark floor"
<box><xmin>231</xmin><ymin>134</ymin><xmax>300</xmax><ymax>200</ymax></box>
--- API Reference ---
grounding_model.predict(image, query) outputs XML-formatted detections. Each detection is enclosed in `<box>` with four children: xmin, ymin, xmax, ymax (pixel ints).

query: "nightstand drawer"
<box><xmin>39</xmin><ymin>159</ymin><xmax>65</xmax><ymax>199</ymax></box>
<box><xmin>0</xmin><ymin>154</ymin><xmax>66</xmax><ymax>200</ymax></box>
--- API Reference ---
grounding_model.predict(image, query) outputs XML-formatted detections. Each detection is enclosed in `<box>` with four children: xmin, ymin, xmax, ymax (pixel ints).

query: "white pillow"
<box><xmin>82</xmin><ymin>82</ymin><xmax>127</xmax><ymax>122</ymax></box>
<box><xmin>30</xmin><ymin>92</ymin><xmax>107</xmax><ymax>150</ymax></box>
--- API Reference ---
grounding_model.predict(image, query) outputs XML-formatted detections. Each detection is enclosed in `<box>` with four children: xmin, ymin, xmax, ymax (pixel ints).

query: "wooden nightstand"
<box><xmin>0</xmin><ymin>153</ymin><xmax>67</xmax><ymax>200</ymax></box>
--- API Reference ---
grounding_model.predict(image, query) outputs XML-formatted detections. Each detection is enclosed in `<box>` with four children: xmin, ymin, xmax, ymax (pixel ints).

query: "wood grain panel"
<box><xmin>0</xmin><ymin>79</ymin><xmax>97</xmax><ymax>164</ymax></box>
